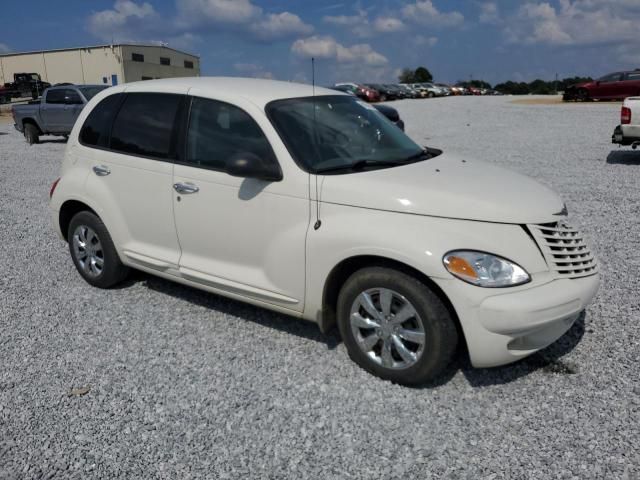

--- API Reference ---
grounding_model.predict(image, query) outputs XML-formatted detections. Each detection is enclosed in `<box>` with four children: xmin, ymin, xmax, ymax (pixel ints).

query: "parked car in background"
<box><xmin>333</xmin><ymin>83</ymin><xmax>380</xmax><ymax>103</ymax></box>
<box><xmin>365</xmin><ymin>84</ymin><xmax>398</xmax><ymax>102</ymax></box>
<box><xmin>50</xmin><ymin>77</ymin><xmax>599</xmax><ymax>386</ymax></box>
<box><xmin>397</xmin><ymin>84</ymin><xmax>420</xmax><ymax>99</ymax></box>
<box><xmin>1</xmin><ymin>72</ymin><xmax>51</xmax><ymax>103</ymax></box>
<box><xmin>328</xmin><ymin>86</ymin><xmax>405</xmax><ymax>130</ymax></box>
<box><xmin>435</xmin><ymin>84</ymin><xmax>452</xmax><ymax>96</ymax></box>
<box><xmin>564</xmin><ymin>70</ymin><xmax>640</xmax><ymax>101</ymax></box>
<box><xmin>612</xmin><ymin>97</ymin><xmax>640</xmax><ymax>148</ymax></box>
<box><xmin>373</xmin><ymin>104</ymin><xmax>405</xmax><ymax>131</ymax></box>
<box><xmin>12</xmin><ymin>84</ymin><xmax>109</xmax><ymax>144</ymax></box>
<box><xmin>417</xmin><ymin>83</ymin><xmax>443</xmax><ymax>98</ymax></box>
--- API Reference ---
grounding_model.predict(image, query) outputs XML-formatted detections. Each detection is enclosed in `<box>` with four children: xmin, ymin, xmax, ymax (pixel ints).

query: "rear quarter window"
<box><xmin>109</xmin><ymin>93</ymin><xmax>182</xmax><ymax>160</ymax></box>
<box><xmin>79</xmin><ymin>93</ymin><xmax>124</xmax><ymax>148</ymax></box>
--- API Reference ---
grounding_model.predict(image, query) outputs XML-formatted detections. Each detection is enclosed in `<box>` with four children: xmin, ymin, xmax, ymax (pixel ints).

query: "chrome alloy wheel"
<box><xmin>349</xmin><ymin>288</ymin><xmax>426</xmax><ymax>370</ymax></box>
<box><xmin>72</xmin><ymin>225</ymin><xmax>104</xmax><ymax>278</ymax></box>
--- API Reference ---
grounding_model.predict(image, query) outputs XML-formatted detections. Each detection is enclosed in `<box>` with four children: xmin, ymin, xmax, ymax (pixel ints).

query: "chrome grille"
<box><xmin>528</xmin><ymin>222</ymin><xmax>598</xmax><ymax>279</ymax></box>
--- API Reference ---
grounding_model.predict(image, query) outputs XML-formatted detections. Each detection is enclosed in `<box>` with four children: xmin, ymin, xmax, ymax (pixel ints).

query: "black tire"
<box><xmin>577</xmin><ymin>88</ymin><xmax>590</xmax><ymax>102</ymax></box>
<box><xmin>380</xmin><ymin>95</ymin><xmax>387</xmax><ymax>102</ymax></box>
<box><xmin>0</xmin><ymin>96</ymin><xmax>7</xmax><ymax>105</ymax></box>
<box><xmin>427</xmin><ymin>91</ymin><xmax>435</xmax><ymax>98</ymax></box>
<box><xmin>67</xmin><ymin>211</ymin><xmax>129</xmax><ymax>288</ymax></box>
<box><xmin>24</xmin><ymin>123</ymin><xmax>40</xmax><ymax>145</ymax></box>
<box><xmin>337</xmin><ymin>267</ymin><xmax>458</xmax><ymax>385</ymax></box>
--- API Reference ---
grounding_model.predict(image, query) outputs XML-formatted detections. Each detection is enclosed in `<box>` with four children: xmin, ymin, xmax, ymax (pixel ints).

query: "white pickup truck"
<box><xmin>612</xmin><ymin>97</ymin><xmax>640</xmax><ymax>149</ymax></box>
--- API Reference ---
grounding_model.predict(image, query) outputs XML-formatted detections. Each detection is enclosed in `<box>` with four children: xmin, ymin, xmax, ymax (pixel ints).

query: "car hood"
<box><xmin>320</xmin><ymin>153</ymin><xmax>565</xmax><ymax>224</ymax></box>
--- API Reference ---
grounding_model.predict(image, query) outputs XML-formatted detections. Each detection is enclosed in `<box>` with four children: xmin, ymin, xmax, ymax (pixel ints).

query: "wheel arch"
<box><xmin>59</xmin><ymin>200</ymin><xmax>98</xmax><ymax>242</ymax></box>
<box><xmin>22</xmin><ymin>117</ymin><xmax>43</xmax><ymax>134</ymax></box>
<box><xmin>319</xmin><ymin>255</ymin><xmax>462</xmax><ymax>339</ymax></box>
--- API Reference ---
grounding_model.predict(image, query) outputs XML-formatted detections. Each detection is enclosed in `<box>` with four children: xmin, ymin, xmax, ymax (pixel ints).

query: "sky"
<box><xmin>1</xmin><ymin>0</ymin><xmax>639</xmax><ymax>86</ymax></box>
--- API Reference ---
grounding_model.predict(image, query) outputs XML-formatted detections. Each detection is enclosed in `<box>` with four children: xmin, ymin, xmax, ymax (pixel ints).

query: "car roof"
<box><xmin>110</xmin><ymin>77</ymin><xmax>346</xmax><ymax>107</ymax></box>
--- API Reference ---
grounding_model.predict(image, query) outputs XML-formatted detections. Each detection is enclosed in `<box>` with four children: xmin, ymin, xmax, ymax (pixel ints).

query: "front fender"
<box><xmin>302</xmin><ymin>203</ymin><xmax>549</xmax><ymax>324</ymax></box>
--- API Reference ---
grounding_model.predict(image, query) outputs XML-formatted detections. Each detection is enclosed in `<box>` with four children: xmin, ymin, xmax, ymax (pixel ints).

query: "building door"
<box><xmin>111</xmin><ymin>74</ymin><xmax>118</xmax><ymax>86</ymax></box>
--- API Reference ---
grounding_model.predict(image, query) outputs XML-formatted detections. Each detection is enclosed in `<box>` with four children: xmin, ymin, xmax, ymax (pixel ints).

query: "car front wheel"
<box><xmin>337</xmin><ymin>267</ymin><xmax>458</xmax><ymax>385</ymax></box>
<box><xmin>68</xmin><ymin>211</ymin><xmax>129</xmax><ymax>288</ymax></box>
<box><xmin>24</xmin><ymin>124</ymin><xmax>40</xmax><ymax>145</ymax></box>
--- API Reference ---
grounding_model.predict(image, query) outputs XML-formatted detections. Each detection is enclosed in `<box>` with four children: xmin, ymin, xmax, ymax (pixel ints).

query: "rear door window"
<box><xmin>185</xmin><ymin>97</ymin><xmax>277</xmax><ymax>172</ymax></box>
<box><xmin>46</xmin><ymin>89</ymin><xmax>65</xmax><ymax>104</ymax></box>
<box><xmin>80</xmin><ymin>93</ymin><xmax>124</xmax><ymax>148</ymax></box>
<box><xmin>110</xmin><ymin>93</ymin><xmax>182</xmax><ymax>160</ymax></box>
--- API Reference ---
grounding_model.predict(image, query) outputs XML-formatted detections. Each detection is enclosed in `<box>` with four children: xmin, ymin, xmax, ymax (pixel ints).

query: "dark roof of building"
<box><xmin>0</xmin><ymin>44</ymin><xmax>199</xmax><ymax>59</ymax></box>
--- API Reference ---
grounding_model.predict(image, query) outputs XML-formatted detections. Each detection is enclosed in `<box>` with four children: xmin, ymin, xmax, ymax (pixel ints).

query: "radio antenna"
<box><xmin>312</xmin><ymin>57</ymin><xmax>322</xmax><ymax>231</ymax></box>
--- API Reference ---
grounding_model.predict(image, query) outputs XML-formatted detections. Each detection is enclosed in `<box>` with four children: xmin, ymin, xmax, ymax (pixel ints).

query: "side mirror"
<box><xmin>226</xmin><ymin>152</ymin><xmax>282</xmax><ymax>182</ymax></box>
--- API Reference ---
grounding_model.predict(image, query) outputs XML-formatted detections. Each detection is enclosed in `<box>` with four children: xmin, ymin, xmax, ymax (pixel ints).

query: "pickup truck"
<box><xmin>611</xmin><ymin>97</ymin><xmax>640</xmax><ymax>149</ymax></box>
<box><xmin>0</xmin><ymin>73</ymin><xmax>51</xmax><ymax>104</ymax></box>
<box><xmin>12</xmin><ymin>85</ymin><xmax>108</xmax><ymax>144</ymax></box>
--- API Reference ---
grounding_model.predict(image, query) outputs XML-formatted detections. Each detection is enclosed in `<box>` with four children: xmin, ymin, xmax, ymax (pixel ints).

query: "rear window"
<box><xmin>110</xmin><ymin>93</ymin><xmax>182</xmax><ymax>160</ymax></box>
<box><xmin>80</xmin><ymin>93</ymin><xmax>123</xmax><ymax>148</ymax></box>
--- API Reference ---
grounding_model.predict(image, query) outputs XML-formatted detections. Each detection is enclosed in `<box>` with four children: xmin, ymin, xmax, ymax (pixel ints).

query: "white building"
<box><xmin>0</xmin><ymin>44</ymin><xmax>201</xmax><ymax>86</ymax></box>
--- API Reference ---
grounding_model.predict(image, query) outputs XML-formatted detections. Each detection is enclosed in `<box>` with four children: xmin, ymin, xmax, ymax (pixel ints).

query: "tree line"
<box><xmin>398</xmin><ymin>67</ymin><xmax>592</xmax><ymax>94</ymax></box>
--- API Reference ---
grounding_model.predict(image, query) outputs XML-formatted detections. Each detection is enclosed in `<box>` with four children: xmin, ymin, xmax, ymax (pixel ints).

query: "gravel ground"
<box><xmin>1</xmin><ymin>96</ymin><xmax>638</xmax><ymax>479</ymax></box>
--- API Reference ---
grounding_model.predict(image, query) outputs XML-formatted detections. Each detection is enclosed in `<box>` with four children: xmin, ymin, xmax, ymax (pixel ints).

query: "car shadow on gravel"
<box><xmin>137</xmin><ymin>272</ymin><xmax>341</xmax><ymax>350</ymax></box>
<box><xmin>606</xmin><ymin>150</ymin><xmax>640</xmax><ymax>165</ymax></box>
<box><xmin>124</xmin><ymin>270</ymin><xmax>587</xmax><ymax>386</ymax></box>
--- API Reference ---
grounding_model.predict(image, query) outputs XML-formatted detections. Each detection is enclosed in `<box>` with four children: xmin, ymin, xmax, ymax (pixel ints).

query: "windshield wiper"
<box><xmin>315</xmin><ymin>159</ymin><xmax>405</xmax><ymax>174</ymax></box>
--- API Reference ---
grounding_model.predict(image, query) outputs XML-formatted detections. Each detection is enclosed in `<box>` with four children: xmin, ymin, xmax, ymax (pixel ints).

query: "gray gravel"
<box><xmin>1</xmin><ymin>96</ymin><xmax>638</xmax><ymax>479</ymax></box>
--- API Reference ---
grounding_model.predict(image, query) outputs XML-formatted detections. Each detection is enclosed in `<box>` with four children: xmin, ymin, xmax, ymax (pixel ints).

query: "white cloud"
<box><xmin>478</xmin><ymin>2</ymin><xmax>500</xmax><ymax>24</ymax></box>
<box><xmin>402</xmin><ymin>1</ymin><xmax>464</xmax><ymax>27</ymax></box>
<box><xmin>291</xmin><ymin>36</ymin><xmax>388</xmax><ymax>66</ymax></box>
<box><xmin>87</xmin><ymin>0</ymin><xmax>160</xmax><ymax>42</ymax></box>
<box><xmin>373</xmin><ymin>17</ymin><xmax>405</xmax><ymax>33</ymax></box>
<box><xmin>176</xmin><ymin>0</ymin><xmax>261</xmax><ymax>25</ymax></box>
<box><xmin>414</xmin><ymin>35</ymin><xmax>438</xmax><ymax>47</ymax></box>
<box><xmin>0</xmin><ymin>43</ymin><xmax>11</xmax><ymax>54</ymax></box>
<box><xmin>507</xmin><ymin>0</ymin><xmax>640</xmax><ymax>47</ymax></box>
<box><xmin>88</xmin><ymin>0</ymin><xmax>312</xmax><ymax>47</ymax></box>
<box><xmin>233</xmin><ymin>62</ymin><xmax>274</xmax><ymax>79</ymax></box>
<box><xmin>249</xmin><ymin>12</ymin><xmax>313</xmax><ymax>41</ymax></box>
<box><xmin>324</xmin><ymin>11</ymin><xmax>405</xmax><ymax>37</ymax></box>
<box><xmin>323</xmin><ymin>13</ymin><xmax>365</xmax><ymax>26</ymax></box>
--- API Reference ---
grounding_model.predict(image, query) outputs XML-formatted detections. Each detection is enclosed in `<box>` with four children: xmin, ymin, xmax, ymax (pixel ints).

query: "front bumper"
<box><xmin>436</xmin><ymin>274</ymin><xmax>600</xmax><ymax>368</ymax></box>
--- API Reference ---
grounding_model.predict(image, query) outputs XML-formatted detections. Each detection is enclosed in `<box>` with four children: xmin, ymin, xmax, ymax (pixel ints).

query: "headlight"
<box><xmin>443</xmin><ymin>250</ymin><xmax>530</xmax><ymax>288</ymax></box>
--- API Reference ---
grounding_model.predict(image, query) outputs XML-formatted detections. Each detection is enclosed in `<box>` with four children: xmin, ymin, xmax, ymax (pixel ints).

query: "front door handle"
<box><xmin>173</xmin><ymin>182</ymin><xmax>199</xmax><ymax>194</ymax></box>
<box><xmin>92</xmin><ymin>165</ymin><xmax>111</xmax><ymax>176</ymax></box>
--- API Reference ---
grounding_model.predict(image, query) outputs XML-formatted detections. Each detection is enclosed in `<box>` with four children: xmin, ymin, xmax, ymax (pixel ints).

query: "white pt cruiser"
<box><xmin>50</xmin><ymin>78</ymin><xmax>599</xmax><ymax>385</ymax></box>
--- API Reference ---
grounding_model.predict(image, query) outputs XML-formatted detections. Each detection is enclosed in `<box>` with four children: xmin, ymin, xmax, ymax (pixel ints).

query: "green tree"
<box><xmin>398</xmin><ymin>68</ymin><xmax>416</xmax><ymax>84</ymax></box>
<box><xmin>414</xmin><ymin>67</ymin><xmax>433</xmax><ymax>83</ymax></box>
<box><xmin>398</xmin><ymin>66</ymin><xmax>433</xmax><ymax>83</ymax></box>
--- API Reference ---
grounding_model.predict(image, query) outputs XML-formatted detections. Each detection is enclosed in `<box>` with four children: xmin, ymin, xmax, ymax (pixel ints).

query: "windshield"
<box><xmin>267</xmin><ymin>95</ymin><xmax>425</xmax><ymax>174</ymax></box>
<box><xmin>79</xmin><ymin>86</ymin><xmax>109</xmax><ymax>101</ymax></box>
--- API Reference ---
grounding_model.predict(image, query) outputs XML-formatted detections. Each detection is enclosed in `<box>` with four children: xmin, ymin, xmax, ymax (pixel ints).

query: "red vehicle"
<box><xmin>333</xmin><ymin>83</ymin><xmax>380</xmax><ymax>102</ymax></box>
<box><xmin>564</xmin><ymin>70</ymin><xmax>640</xmax><ymax>101</ymax></box>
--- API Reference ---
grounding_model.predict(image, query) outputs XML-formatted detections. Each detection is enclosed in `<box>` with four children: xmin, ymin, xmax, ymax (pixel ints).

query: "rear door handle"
<box><xmin>173</xmin><ymin>182</ymin><xmax>199</xmax><ymax>194</ymax></box>
<box><xmin>92</xmin><ymin>165</ymin><xmax>111</xmax><ymax>176</ymax></box>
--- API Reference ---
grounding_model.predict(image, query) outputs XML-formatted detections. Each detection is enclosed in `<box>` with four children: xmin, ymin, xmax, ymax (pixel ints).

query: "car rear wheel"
<box><xmin>24</xmin><ymin>124</ymin><xmax>40</xmax><ymax>145</ymax></box>
<box><xmin>337</xmin><ymin>267</ymin><xmax>458</xmax><ymax>385</ymax></box>
<box><xmin>68</xmin><ymin>211</ymin><xmax>129</xmax><ymax>288</ymax></box>
<box><xmin>427</xmin><ymin>92</ymin><xmax>435</xmax><ymax>98</ymax></box>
